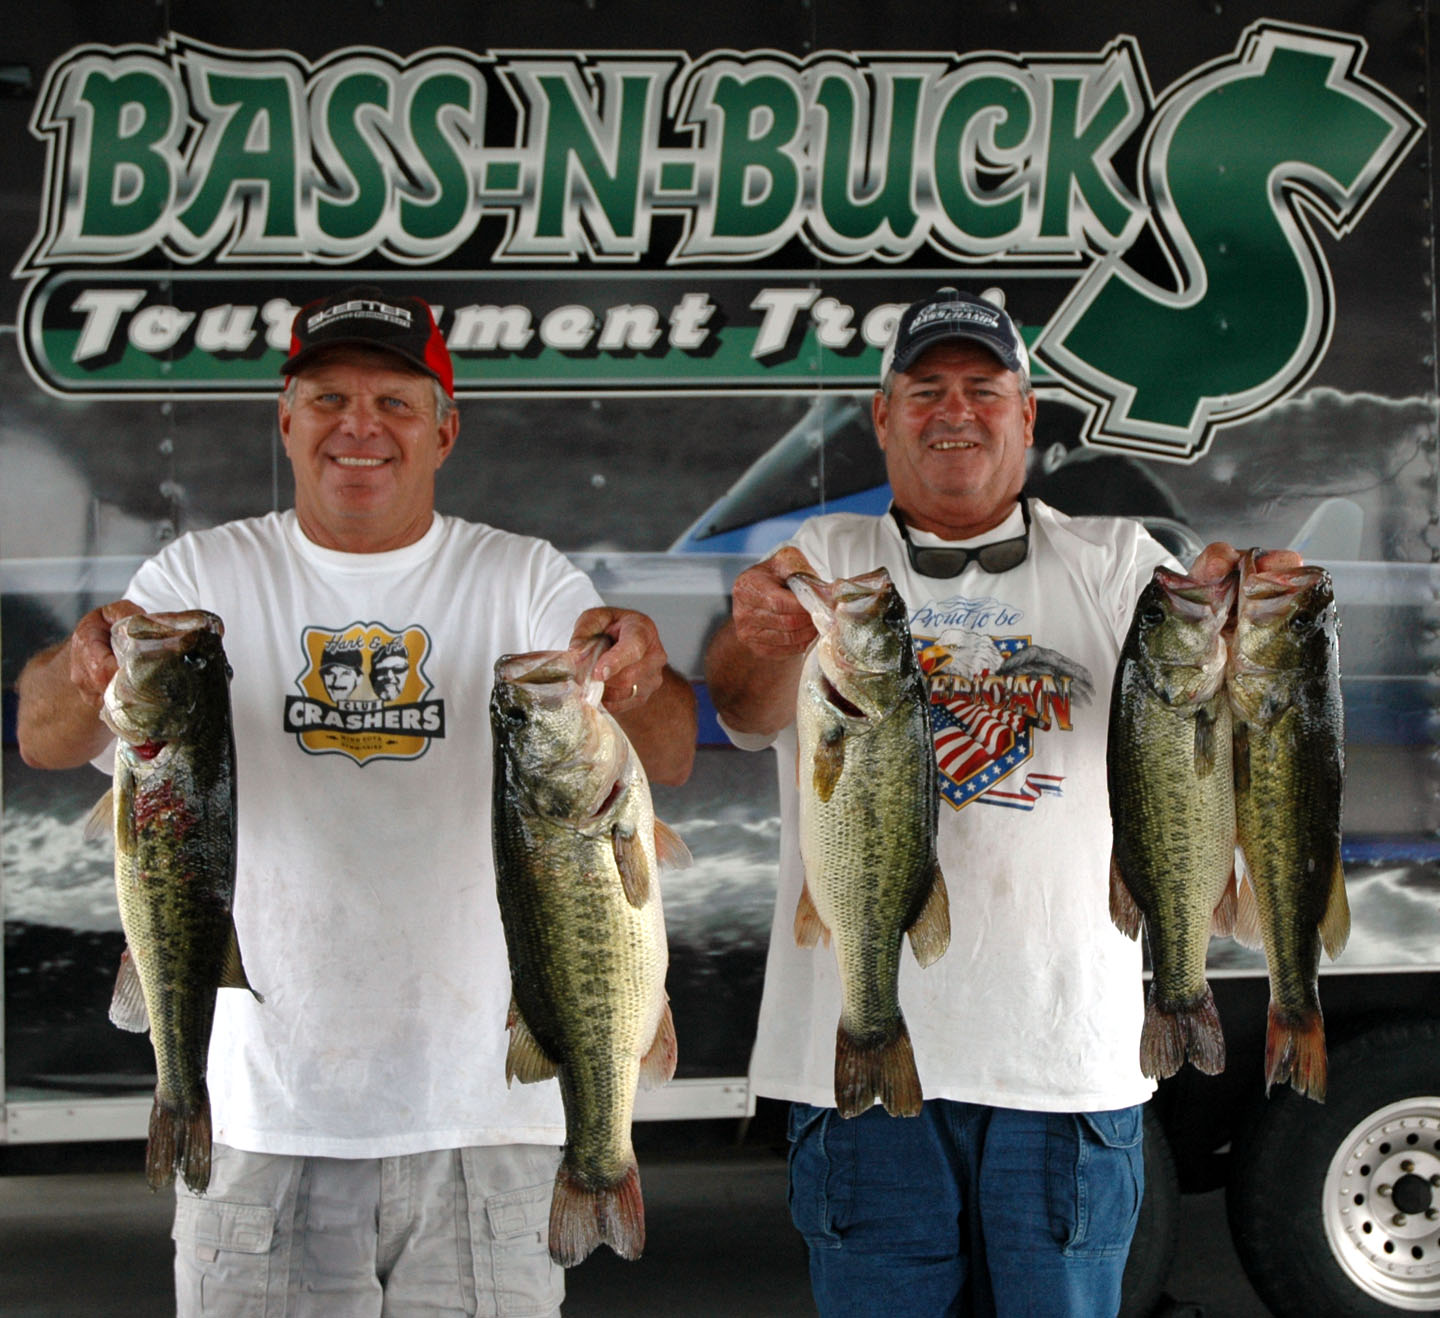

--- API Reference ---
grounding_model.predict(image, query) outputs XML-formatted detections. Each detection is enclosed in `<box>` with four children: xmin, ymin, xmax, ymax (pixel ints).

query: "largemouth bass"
<box><xmin>1109</xmin><ymin>569</ymin><xmax>1237</xmax><ymax>1080</ymax></box>
<box><xmin>96</xmin><ymin>610</ymin><xmax>255</xmax><ymax>1193</ymax></box>
<box><xmin>1228</xmin><ymin>552</ymin><xmax>1348</xmax><ymax>1100</ymax></box>
<box><xmin>789</xmin><ymin>567</ymin><xmax>949</xmax><ymax>1120</ymax></box>
<box><xmin>490</xmin><ymin>639</ymin><xmax>688</xmax><ymax>1266</ymax></box>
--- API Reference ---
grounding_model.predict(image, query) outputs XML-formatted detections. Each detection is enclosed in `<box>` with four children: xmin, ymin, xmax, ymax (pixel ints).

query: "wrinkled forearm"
<box><xmin>16</xmin><ymin>641</ymin><xmax>113</xmax><ymax>770</ymax></box>
<box><xmin>616</xmin><ymin>664</ymin><xmax>697</xmax><ymax>785</ymax></box>
<box><xmin>703</xmin><ymin>620</ymin><xmax>804</xmax><ymax>740</ymax></box>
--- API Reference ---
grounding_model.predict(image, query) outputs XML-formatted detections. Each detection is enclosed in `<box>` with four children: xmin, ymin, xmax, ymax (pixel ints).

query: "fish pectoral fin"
<box><xmin>219</xmin><ymin>923</ymin><xmax>263</xmax><ymax>1001</ymax></box>
<box><xmin>84</xmin><ymin>790</ymin><xmax>114</xmax><ymax>844</ymax></box>
<box><xmin>612</xmin><ymin>824</ymin><xmax>652</xmax><ymax>907</ymax></box>
<box><xmin>1319</xmin><ymin>855</ymin><xmax>1351</xmax><ymax>961</ymax></box>
<box><xmin>108</xmin><ymin>947</ymin><xmax>150</xmax><ymax>1034</ymax></box>
<box><xmin>793</xmin><ymin>879</ymin><xmax>830</xmax><ymax>948</ymax></box>
<box><xmin>906</xmin><ymin>863</ymin><xmax>950</xmax><ymax>968</ymax></box>
<box><xmin>1210</xmin><ymin>867</ymin><xmax>1239</xmax><ymax>939</ymax></box>
<box><xmin>812</xmin><ymin>731</ymin><xmax>845</xmax><ymax>803</ymax></box>
<box><xmin>505</xmin><ymin>997</ymin><xmax>558</xmax><ymax>1086</ymax></box>
<box><xmin>639</xmin><ymin>998</ymin><xmax>679</xmax><ymax>1089</ymax></box>
<box><xmin>654</xmin><ymin>818</ymin><xmax>693</xmax><ymax>870</ymax></box>
<box><xmin>1193</xmin><ymin>705</ymin><xmax>1219</xmax><ymax>776</ymax></box>
<box><xmin>1232</xmin><ymin>720</ymin><xmax>1251</xmax><ymax>795</ymax></box>
<box><xmin>1232</xmin><ymin>869</ymin><xmax>1264</xmax><ymax>949</ymax></box>
<box><xmin>1107</xmin><ymin>855</ymin><xmax>1143</xmax><ymax>941</ymax></box>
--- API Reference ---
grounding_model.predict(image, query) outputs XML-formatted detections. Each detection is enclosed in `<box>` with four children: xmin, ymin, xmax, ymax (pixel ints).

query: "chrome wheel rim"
<box><xmin>1322</xmin><ymin>1096</ymin><xmax>1440</xmax><ymax>1310</ymax></box>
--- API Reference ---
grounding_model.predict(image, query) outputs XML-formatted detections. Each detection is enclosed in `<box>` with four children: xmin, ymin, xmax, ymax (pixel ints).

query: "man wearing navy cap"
<box><xmin>705</xmin><ymin>286</ymin><xmax>1254</xmax><ymax>1316</ymax></box>
<box><xmin>18</xmin><ymin>285</ymin><xmax>696</xmax><ymax>1316</ymax></box>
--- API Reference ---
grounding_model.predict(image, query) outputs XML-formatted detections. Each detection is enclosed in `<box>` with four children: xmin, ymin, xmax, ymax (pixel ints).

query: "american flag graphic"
<box><xmin>920</xmin><ymin>635</ymin><xmax>1065</xmax><ymax>811</ymax></box>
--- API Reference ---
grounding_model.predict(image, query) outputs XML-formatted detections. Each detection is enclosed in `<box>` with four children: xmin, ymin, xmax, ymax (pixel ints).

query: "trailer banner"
<box><xmin>15</xmin><ymin>22</ymin><xmax>1422</xmax><ymax>460</ymax></box>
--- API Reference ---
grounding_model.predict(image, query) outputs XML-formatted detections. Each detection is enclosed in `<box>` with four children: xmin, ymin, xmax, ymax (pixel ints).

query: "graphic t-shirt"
<box><xmin>123</xmin><ymin>510</ymin><xmax>601</xmax><ymax>1156</ymax></box>
<box><xmin>745</xmin><ymin>499</ymin><xmax>1176</xmax><ymax>1113</ymax></box>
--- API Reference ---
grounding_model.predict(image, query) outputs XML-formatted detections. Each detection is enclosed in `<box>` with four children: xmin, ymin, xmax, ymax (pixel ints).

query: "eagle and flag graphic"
<box><xmin>914</xmin><ymin>609</ymin><xmax>1094</xmax><ymax>811</ymax></box>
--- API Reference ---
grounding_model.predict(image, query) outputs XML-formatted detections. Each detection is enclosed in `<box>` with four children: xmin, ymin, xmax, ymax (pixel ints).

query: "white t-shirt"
<box><xmin>744</xmin><ymin>498</ymin><xmax>1175</xmax><ymax>1113</ymax></box>
<box><xmin>122</xmin><ymin>510</ymin><xmax>601</xmax><ymax>1157</ymax></box>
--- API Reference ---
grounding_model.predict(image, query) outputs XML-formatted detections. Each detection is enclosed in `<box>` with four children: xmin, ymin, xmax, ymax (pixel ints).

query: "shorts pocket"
<box><xmin>172</xmin><ymin>1195</ymin><xmax>276</xmax><ymax>1315</ymax></box>
<box><xmin>462</xmin><ymin>1148</ymin><xmax>564</xmax><ymax>1317</ymax></box>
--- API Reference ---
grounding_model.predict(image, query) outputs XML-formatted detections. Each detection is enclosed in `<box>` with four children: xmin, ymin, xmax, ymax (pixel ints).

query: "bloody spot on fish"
<box><xmin>135</xmin><ymin>740</ymin><xmax>167</xmax><ymax>760</ymax></box>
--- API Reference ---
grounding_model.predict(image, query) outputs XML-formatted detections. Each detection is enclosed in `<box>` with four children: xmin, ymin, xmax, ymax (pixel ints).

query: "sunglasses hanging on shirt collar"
<box><xmin>889</xmin><ymin>500</ymin><xmax>1031</xmax><ymax>578</ymax></box>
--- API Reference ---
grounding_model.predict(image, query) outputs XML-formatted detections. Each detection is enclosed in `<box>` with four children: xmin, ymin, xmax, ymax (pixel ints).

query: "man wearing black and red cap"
<box><xmin>705</xmin><ymin>287</ymin><xmax>1276</xmax><ymax>1317</ymax></box>
<box><xmin>17</xmin><ymin>285</ymin><xmax>696</xmax><ymax>1316</ymax></box>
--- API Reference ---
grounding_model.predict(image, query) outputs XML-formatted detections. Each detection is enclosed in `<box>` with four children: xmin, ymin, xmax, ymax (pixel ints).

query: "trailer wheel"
<box><xmin>1119</xmin><ymin>1105</ymin><xmax>1180</xmax><ymax>1318</ymax></box>
<box><xmin>1227</xmin><ymin>1019</ymin><xmax>1440</xmax><ymax>1315</ymax></box>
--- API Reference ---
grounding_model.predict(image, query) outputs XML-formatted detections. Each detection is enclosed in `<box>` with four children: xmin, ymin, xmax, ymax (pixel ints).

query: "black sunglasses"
<box><xmin>889</xmin><ymin>500</ymin><xmax>1030</xmax><ymax>578</ymax></box>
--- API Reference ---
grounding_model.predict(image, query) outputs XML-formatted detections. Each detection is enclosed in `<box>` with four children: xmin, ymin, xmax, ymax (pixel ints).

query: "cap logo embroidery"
<box><xmin>307</xmin><ymin>298</ymin><xmax>413</xmax><ymax>334</ymax></box>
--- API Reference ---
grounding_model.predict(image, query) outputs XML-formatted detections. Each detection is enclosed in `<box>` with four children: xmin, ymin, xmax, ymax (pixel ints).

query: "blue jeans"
<box><xmin>787</xmin><ymin>1099</ymin><xmax>1145</xmax><ymax>1318</ymax></box>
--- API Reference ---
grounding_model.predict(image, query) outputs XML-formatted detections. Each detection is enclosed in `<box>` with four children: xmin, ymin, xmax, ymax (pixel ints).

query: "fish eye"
<box><xmin>1140</xmin><ymin>605</ymin><xmax>1165</xmax><ymax>626</ymax></box>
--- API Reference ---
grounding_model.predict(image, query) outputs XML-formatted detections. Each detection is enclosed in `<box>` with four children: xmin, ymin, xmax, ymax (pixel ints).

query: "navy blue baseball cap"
<box><xmin>880</xmin><ymin>287</ymin><xmax>1029</xmax><ymax>382</ymax></box>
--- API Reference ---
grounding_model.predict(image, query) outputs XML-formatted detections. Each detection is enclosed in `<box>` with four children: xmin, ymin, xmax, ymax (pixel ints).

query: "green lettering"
<box><xmin>78</xmin><ymin>69</ymin><xmax>176</xmax><ymax>238</ymax></box>
<box><xmin>813</xmin><ymin>73</ymin><xmax>920</xmax><ymax>247</ymax></box>
<box><xmin>317</xmin><ymin>71</ymin><xmax>389</xmax><ymax>241</ymax></box>
<box><xmin>1039</xmin><ymin>75</ymin><xmax>1137</xmax><ymax>241</ymax></box>
<box><xmin>534</xmin><ymin>72</ymin><xmax>649</xmax><ymax>242</ymax></box>
<box><xmin>711</xmin><ymin>74</ymin><xmax>802</xmax><ymax>239</ymax></box>
<box><xmin>400</xmin><ymin>72</ymin><xmax>474</xmax><ymax>243</ymax></box>
<box><xmin>932</xmin><ymin>74</ymin><xmax>1031</xmax><ymax>243</ymax></box>
<box><xmin>179</xmin><ymin>71</ymin><xmax>298</xmax><ymax>242</ymax></box>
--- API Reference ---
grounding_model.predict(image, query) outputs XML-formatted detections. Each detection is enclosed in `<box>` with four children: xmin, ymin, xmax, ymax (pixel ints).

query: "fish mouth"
<box><xmin>494</xmin><ymin>636</ymin><xmax>612</xmax><ymax>701</ymax></box>
<box><xmin>787</xmin><ymin>569</ymin><xmax>892</xmax><ymax>626</ymax></box>
<box><xmin>1154</xmin><ymin>568</ymin><xmax>1237</xmax><ymax>623</ymax></box>
<box><xmin>1238</xmin><ymin>550</ymin><xmax>1330</xmax><ymax>619</ymax></box>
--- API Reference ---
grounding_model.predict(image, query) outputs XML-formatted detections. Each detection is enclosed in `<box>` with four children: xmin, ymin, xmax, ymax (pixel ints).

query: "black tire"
<box><xmin>1226</xmin><ymin>1018</ymin><xmax>1440</xmax><ymax>1315</ymax></box>
<box><xmin>1120</xmin><ymin>1105</ymin><xmax>1181</xmax><ymax>1318</ymax></box>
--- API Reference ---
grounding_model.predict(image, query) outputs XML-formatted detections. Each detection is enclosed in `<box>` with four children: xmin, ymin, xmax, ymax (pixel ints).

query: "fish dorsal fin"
<box><xmin>1233</xmin><ymin>870</ymin><xmax>1264</xmax><ymax>949</ymax></box>
<box><xmin>794</xmin><ymin>879</ymin><xmax>830</xmax><ymax>947</ymax></box>
<box><xmin>219</xmin><ymin>922</ymin><xmax>262</xmax><ymax>1001</ymax></box>
<box><xmin>813</xmin><ymin>730</ymin><xmax>845</xmax><ymax>802</ymax></box>
<box><xmin>84</xmin><ymin>790</ymin><xmax>114</xmax><ymax>843</ymax></box>
<box><xmin>639</xmin><ymin>999</ymin><xmax>679</xmax><ymax>1089</ymax></box>
<box><xmin>505</xmin><ymin>996</ymin><xmax>558</xmax><ymax>1085</ymax></box>
<box><xmin>1319</xmin><ymin>855</ymin><xmax>1350</xmax><ymax>961</ymax></box>
<box><xmin>612</xmin><ymin>823</ymin><xmax>651</xmax><ymax>907</ymax></box>
<box><xmin>654</xmin><ymin>819</ymin><xmax>692</xmax><ymax>870</ymax></box>
<box><xmin>1108</xmin><ymin>854</ymin><xmax>1143</xmax><ymax>941</ymax></box>
<box><xmin>906</xmin><ymin>863</ymin><xmax>950</xmax><ymax>968</ymax></box>
<box><xmin>108</xmin><ymin>947</ymin><xmax>149</xmax><ymax>1033</ymax></box>
<box><xmin>1210</xmin><ymin>868</ymin><xmax>1239</xmax><ymax>938</ymax></box>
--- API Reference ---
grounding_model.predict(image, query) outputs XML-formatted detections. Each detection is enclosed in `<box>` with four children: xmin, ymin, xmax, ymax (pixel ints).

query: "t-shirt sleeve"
<box><xmin>527</xmin><ymin>543</ymin><xmax>605</xmax><ymax>653</ymax></box>
<box><xmin>125</xmin><ymin>540</ymin><xmax>202</xmax><ymax>614</ymax></box>
<box><xmin>1105</xmin><ymin>521</ymin><xmax>1182</xmax><ymax>644</ymax></box>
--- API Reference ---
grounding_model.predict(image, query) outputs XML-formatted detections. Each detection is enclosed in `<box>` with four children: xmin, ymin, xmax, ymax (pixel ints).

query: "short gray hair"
<box><xmin>281</xmin><ymin>372</ymin><xmax>456</xmax><ymax>424</ymax></box>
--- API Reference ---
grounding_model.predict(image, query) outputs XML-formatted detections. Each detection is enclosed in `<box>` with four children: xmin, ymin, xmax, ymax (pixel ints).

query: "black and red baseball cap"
<box><xmin>282</xmin><ymin>285</ymin><xmax>454</xmax><ymax>397</ymax></box>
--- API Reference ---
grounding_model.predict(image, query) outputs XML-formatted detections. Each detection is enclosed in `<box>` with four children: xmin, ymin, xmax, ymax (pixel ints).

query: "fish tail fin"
<box><xmin>147</xmin><ymin>1092</ymin><xmax>213</xmax><ymax>1194</ymax></box>
<box><xmin>1319</xmin><ymin>855</ymin><xmax>1350</xmax><ymax>960</ymax></box>
<box><xmin>548</xmin><ymin>1159</ymin><xmax>645</xmax><ymax>1266</ymax></box>
<box><xmin>1139</xmin><ymin>983</ymin><xmax>1225</xmax><ymax>1079</ymax></box>
<box><xmin>1108</xmin><ymin>855</ymin><xmax>1143</xmax><ymax>940</ymax></box>
<box><xmin>905</xmin><ymin>863</ymin><xmax>950</xmax><ymax>967</ymax></box>
<box><xmin>1265</xmin><ymin>1003</ymin><xmax>1328</xmax><ymax>1102</ymax></box>
<box><xmin>145</xmin><ymin>1099</ymin><xmax>178</xmax><ymax>1191</ymax></box>
<box><xmin>834</xmin><ymin>1018</ymin><xmax>922</xmax><ymax>1119</ymax></box>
